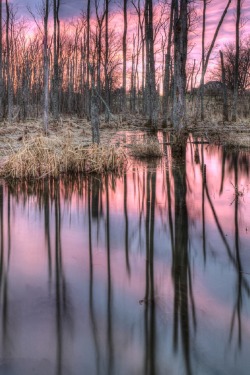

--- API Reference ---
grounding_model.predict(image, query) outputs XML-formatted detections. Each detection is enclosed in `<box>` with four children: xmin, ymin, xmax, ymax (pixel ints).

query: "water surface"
<box><xmin>0</xmin><ymin>137</ymin><xmax>250</xmax><ymax>375</ymax></box>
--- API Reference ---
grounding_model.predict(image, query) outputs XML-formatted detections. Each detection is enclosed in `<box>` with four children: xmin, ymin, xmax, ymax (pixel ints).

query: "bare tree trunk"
<box><xmin>0</xmin><ymin>0</ymin><xmax>3</xmax><ymax>120</ymax></box>
<box><xmin>90</xmin><ymin>66</ymin><xmax>100</xmax><ymax>144</ymax></box>
<box><xmin>43</xmin><ymin>0</ymin><xmax>49</xmax><ymax>134</ymax></box>
<box><xmin>86</xmin><ymin>0</ymin><xmax>91</xmax><ymax>119</ymax></box>
<box><xmin>95</xmin><ymin>0</ymin><xmax>105</xmax><ymax>105</ymax></box>
<box><xmin>172</xmin><ymin>0</ymin><xmax>188</xmax><ymax>130</ymax></box>
<box><xmin>104</xmin><ymin>0</ymin><xmax>110</xmax><ymax>122</ymax></box>
<box><xmin>163</xmin><ymin>0</ymin><xmax>174</xmax><ymax>125</ymax></box>
<box><xmin>198</xmin><ymin>0</ymin><xmax>232</xmax><ymax>120</ymax></box>
<box><xmin>130</xmin><ymin>34</ymin><xmax>136</xmax><ymax>113</ymax></box>
<box><xmin>52</xmin><ymin>0</ymin><xmax>60</xmax><ymax>120</ymax></box>
<box><xmin>200</xmin><ymin>0</ymin><xmax>207</xmax><ymax>121</ymax></box>
<box><xmin>232</xmin><ymin>0</ymin><xmax>241</xmax><ymax>122</ymax></box>
<box><xmin>6</xmin><ymin>0</ymin><xmax>13</xmax><ymax>123</ymax></box>
<box><xmin>220</xmin><ymin>50</ymin><xmax>228</xmax><ymax>122</ymax></box>
<box><xmin>145</xmin><ymin>0</ymin><xmax>158</xmax><ymax>129</ymax></box>
<box><xmin>122</xmin><ymin>0</ymin><xmax>128</xmax><ymax>115</ymax></box>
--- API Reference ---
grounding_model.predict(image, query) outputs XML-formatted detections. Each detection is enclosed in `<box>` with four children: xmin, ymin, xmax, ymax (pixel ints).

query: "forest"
<box><xmin>0</xmin><ymin>0</ymin><xmax>248</xmax><ymax>142</ymax></box>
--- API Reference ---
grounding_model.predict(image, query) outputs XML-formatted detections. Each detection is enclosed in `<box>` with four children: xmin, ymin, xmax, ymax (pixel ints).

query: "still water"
<box><xmin>0</xmin><ymin>138</ymin><xmax>250</xmax><ymax>375</ymax></box>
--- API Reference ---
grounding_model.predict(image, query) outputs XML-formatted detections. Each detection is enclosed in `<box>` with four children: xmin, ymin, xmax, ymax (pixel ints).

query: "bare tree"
<box><xmin>144</xmin><ymin>0</ymin><xmax>158</xmax><ymax>129</ymax></box>
<box><xmin>90</xmin><ymin>65</ymin><xmax>100</xmax><ymax>143</ymax></box>
<box><xmin>199</xmin><ymin>0</ymin><xmax>232</xmax><ymax>120</ymax></box>
<box><xmin>172</xmin><ymin>0</ymin><xmax>188</xmax><ymax>130</ymax></box>
<box><xmin>163</xmin><ymin>0</ymin><xmax>174</xmax><ymax>125</ymax></box>
<box><xmin>219</xmin><ymin>50</ymin><xmax>228</xmax><ymax>121</ymax></box>
<box><xmin>6</xmin><ymin>0</ymin><xmax>13</xmax><ymax>122</ymax></box>
<box><xmin>232</xmin><ymin>0</ymin><xmax>242</xmax><ymax>122</ymax></box>
<box><xmin>104</xmin><ymin>0</ymin><xmax>111</xmax><ymax>122</ymax></box>
<box><xmin>52</xmin><ymin>0</ymin><xmax>61</xmax><ymax>120</ymax></box>
<box><xmin>200</xmin><ymin>0</ymin><xmax>211</xmax><ymax>121</ymax></box>
<box><xmin>43</xmin><ymin>0</ymin><xmax>50</xmax><ymax>134</ymax></box>
<box><xmin>122</xmin><ymin>0</ymin><xmax>128</xmax><ymax>115</ymax></box>
<box><xmin>86</xmin><ymin>0</ymin><xmax>91</xmax><ymax>119</ymax></box>
<box><xmin>0</xmin><ymin>0</ymin><xmax>3</xmax><ymax>119</ymax></box>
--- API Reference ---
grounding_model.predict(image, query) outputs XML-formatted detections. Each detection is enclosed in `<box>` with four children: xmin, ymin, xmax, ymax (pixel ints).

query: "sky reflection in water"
<box><xmin>0</xmin><ymin>136</ymin><xmax>250</xmax><ymax>375</ymax></box>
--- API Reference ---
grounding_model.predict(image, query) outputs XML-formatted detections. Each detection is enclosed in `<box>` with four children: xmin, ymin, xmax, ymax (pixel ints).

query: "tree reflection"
<box><xmin>171</xmin><ymin>145</ymin><xmax>196</xmax><ymax>375</ymax></box>
<box><xmin>143</xmin><ymin>163</ymin><xmax>157</xmax><ymax>375</ymax></box>
<box><xmin>0</xmin><ymin>139</ymin><xmax>250</xmax><ymax>375</ymax></box>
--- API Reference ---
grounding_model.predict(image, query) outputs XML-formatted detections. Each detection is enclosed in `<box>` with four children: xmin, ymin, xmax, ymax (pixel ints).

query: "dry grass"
<box><xmin>1</xmin><ymin>134</ymin><xmax>127</xmax><ymax>179</ymax></box>
<box><xmin>130</xmin><ymin>138</ymin><xmax>163</xmax><ymax>158</ymax></box>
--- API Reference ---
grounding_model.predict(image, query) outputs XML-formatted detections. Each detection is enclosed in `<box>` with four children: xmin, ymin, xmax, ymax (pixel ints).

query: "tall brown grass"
<box><xmin>1</xmin><ymin>135</ymin><xmax>127</xmax><ymax>179</ymax></box>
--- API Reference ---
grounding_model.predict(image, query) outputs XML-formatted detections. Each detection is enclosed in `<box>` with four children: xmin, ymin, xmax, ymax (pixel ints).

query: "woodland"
<box><xmin>0</xmin><ymin>0</ymin><xmax>249</xmax><ymax>176</ymax></box>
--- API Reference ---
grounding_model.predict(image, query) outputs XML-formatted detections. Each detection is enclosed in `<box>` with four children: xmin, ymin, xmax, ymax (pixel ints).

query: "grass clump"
<box><xmin>1</xmin><ymin>135</ymin><xmax>127</xmax><ymax>179</ymax></box>
<box><xmin>130</xmin><ymin>138</ymin><xmax>163</xmax><ymax>158</ymax></box>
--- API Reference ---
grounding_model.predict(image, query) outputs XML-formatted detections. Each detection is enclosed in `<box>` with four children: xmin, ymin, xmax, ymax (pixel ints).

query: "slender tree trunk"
<box><xmin>0</xmin><ymin>1</ymin><xmax>3</xmax><ymax>120</ymax></box>
<box><xmin>105</xmin><ymin>0</ymin><xmax>110</xmax><ymax>122</ymax></box>
<box><xmin>52</xmin><ymin>0</ymin><xmax>60</xmax><ymax>120</ymax></box>
<box><xmin>130</xmin><ymin>34</ymin><xmax>136</xmax><ymax>113</ymax></box>
<box><xmin>163</xmin><ymin>0</ymin><xmax>174</xmax><ymax>125</ymax></box>
<box><xmin>6</xmin><ymin>0</ymin><xmax>13</xmax><ymax>123</ymax></box>
<box><xmin>86</xmin><ymin>0</ymin><xmax>91</xmax><ymax>119</ymax></box>
<box><xmin>232</xmin><ymin>0</ymin><xmax>241</xmax><ymax>122</ymax></box>
<box><xmin>145</xmin><ymin>0</ymin><xmax>158</xmax><ymax>129</ymax></box>
<box><xmin>197</xmin><ymin>0</ymin><xmax>232</xmax><ymax>119</ymax></box>
<box><xmin>172</xmin><ymin>0</ymin><xmax>188</xmax><ymax>130</ymax></box>
<box><xmin>220</xmin><ymin>50</ymin><xmax>228</xmax><ymax>122</ymax></box>
<box><xmin>43</xmin><ymin>0</ymin><xmax>49</xmax><ymax>134</ymax></box>
<box><xmin>90</xmin><ymin>66</ymin><xmax>100</xmax><ymax>144</ymax></box>
<box><xmin>200</xmin><ymin>0</ymin><xmax>207</xmax><ymax>121</ymax></box>
<box><xmin>122</xmin><ymin>0</ymin><xmax>128</xmax><ymax>115</ymax></box>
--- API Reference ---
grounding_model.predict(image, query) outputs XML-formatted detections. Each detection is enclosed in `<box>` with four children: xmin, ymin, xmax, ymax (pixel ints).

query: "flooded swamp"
<box><xmin>0</xmin><ymin>132</ymin><xmax>250</xmax><ymax>375</ymax></box>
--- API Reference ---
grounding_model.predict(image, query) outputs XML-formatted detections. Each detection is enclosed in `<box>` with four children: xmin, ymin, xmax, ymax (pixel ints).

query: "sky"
<box><xmin>7</xmin><ymin>0</ymin><xmax>250</xmax><ymax>73</ymax></box>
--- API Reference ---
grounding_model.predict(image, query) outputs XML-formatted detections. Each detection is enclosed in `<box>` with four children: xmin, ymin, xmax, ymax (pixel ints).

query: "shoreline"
<box><xmin>0</xmin><ymin>116</ymin><xmax>250</xmax><ymax>179</ymax></box>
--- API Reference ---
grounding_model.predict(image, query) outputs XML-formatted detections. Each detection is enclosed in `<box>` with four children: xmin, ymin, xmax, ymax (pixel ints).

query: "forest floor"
<box><xmin>0</xmin><ymin>114</ymin><xmax>249</xmax><ymax>176</ymax></box>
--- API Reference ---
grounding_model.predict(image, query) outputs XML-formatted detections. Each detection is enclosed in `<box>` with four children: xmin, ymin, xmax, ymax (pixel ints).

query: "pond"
<box><xmin>0</xmin><ymin>136</ymin><xmax>250</xmax><ymax>375</ymax></box>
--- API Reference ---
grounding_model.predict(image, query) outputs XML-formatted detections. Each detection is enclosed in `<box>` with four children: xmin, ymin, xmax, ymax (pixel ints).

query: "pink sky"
<box><xmin>6</xmin><ymin>0</ymin><xmax>250</xmax><ymax>86</ymax></box>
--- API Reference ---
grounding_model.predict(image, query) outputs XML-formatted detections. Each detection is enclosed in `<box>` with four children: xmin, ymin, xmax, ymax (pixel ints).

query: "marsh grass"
<box><xmin>1</xmin><ymin>134</ymin><xmax>127</xmax><ymax>179</ymax></box>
